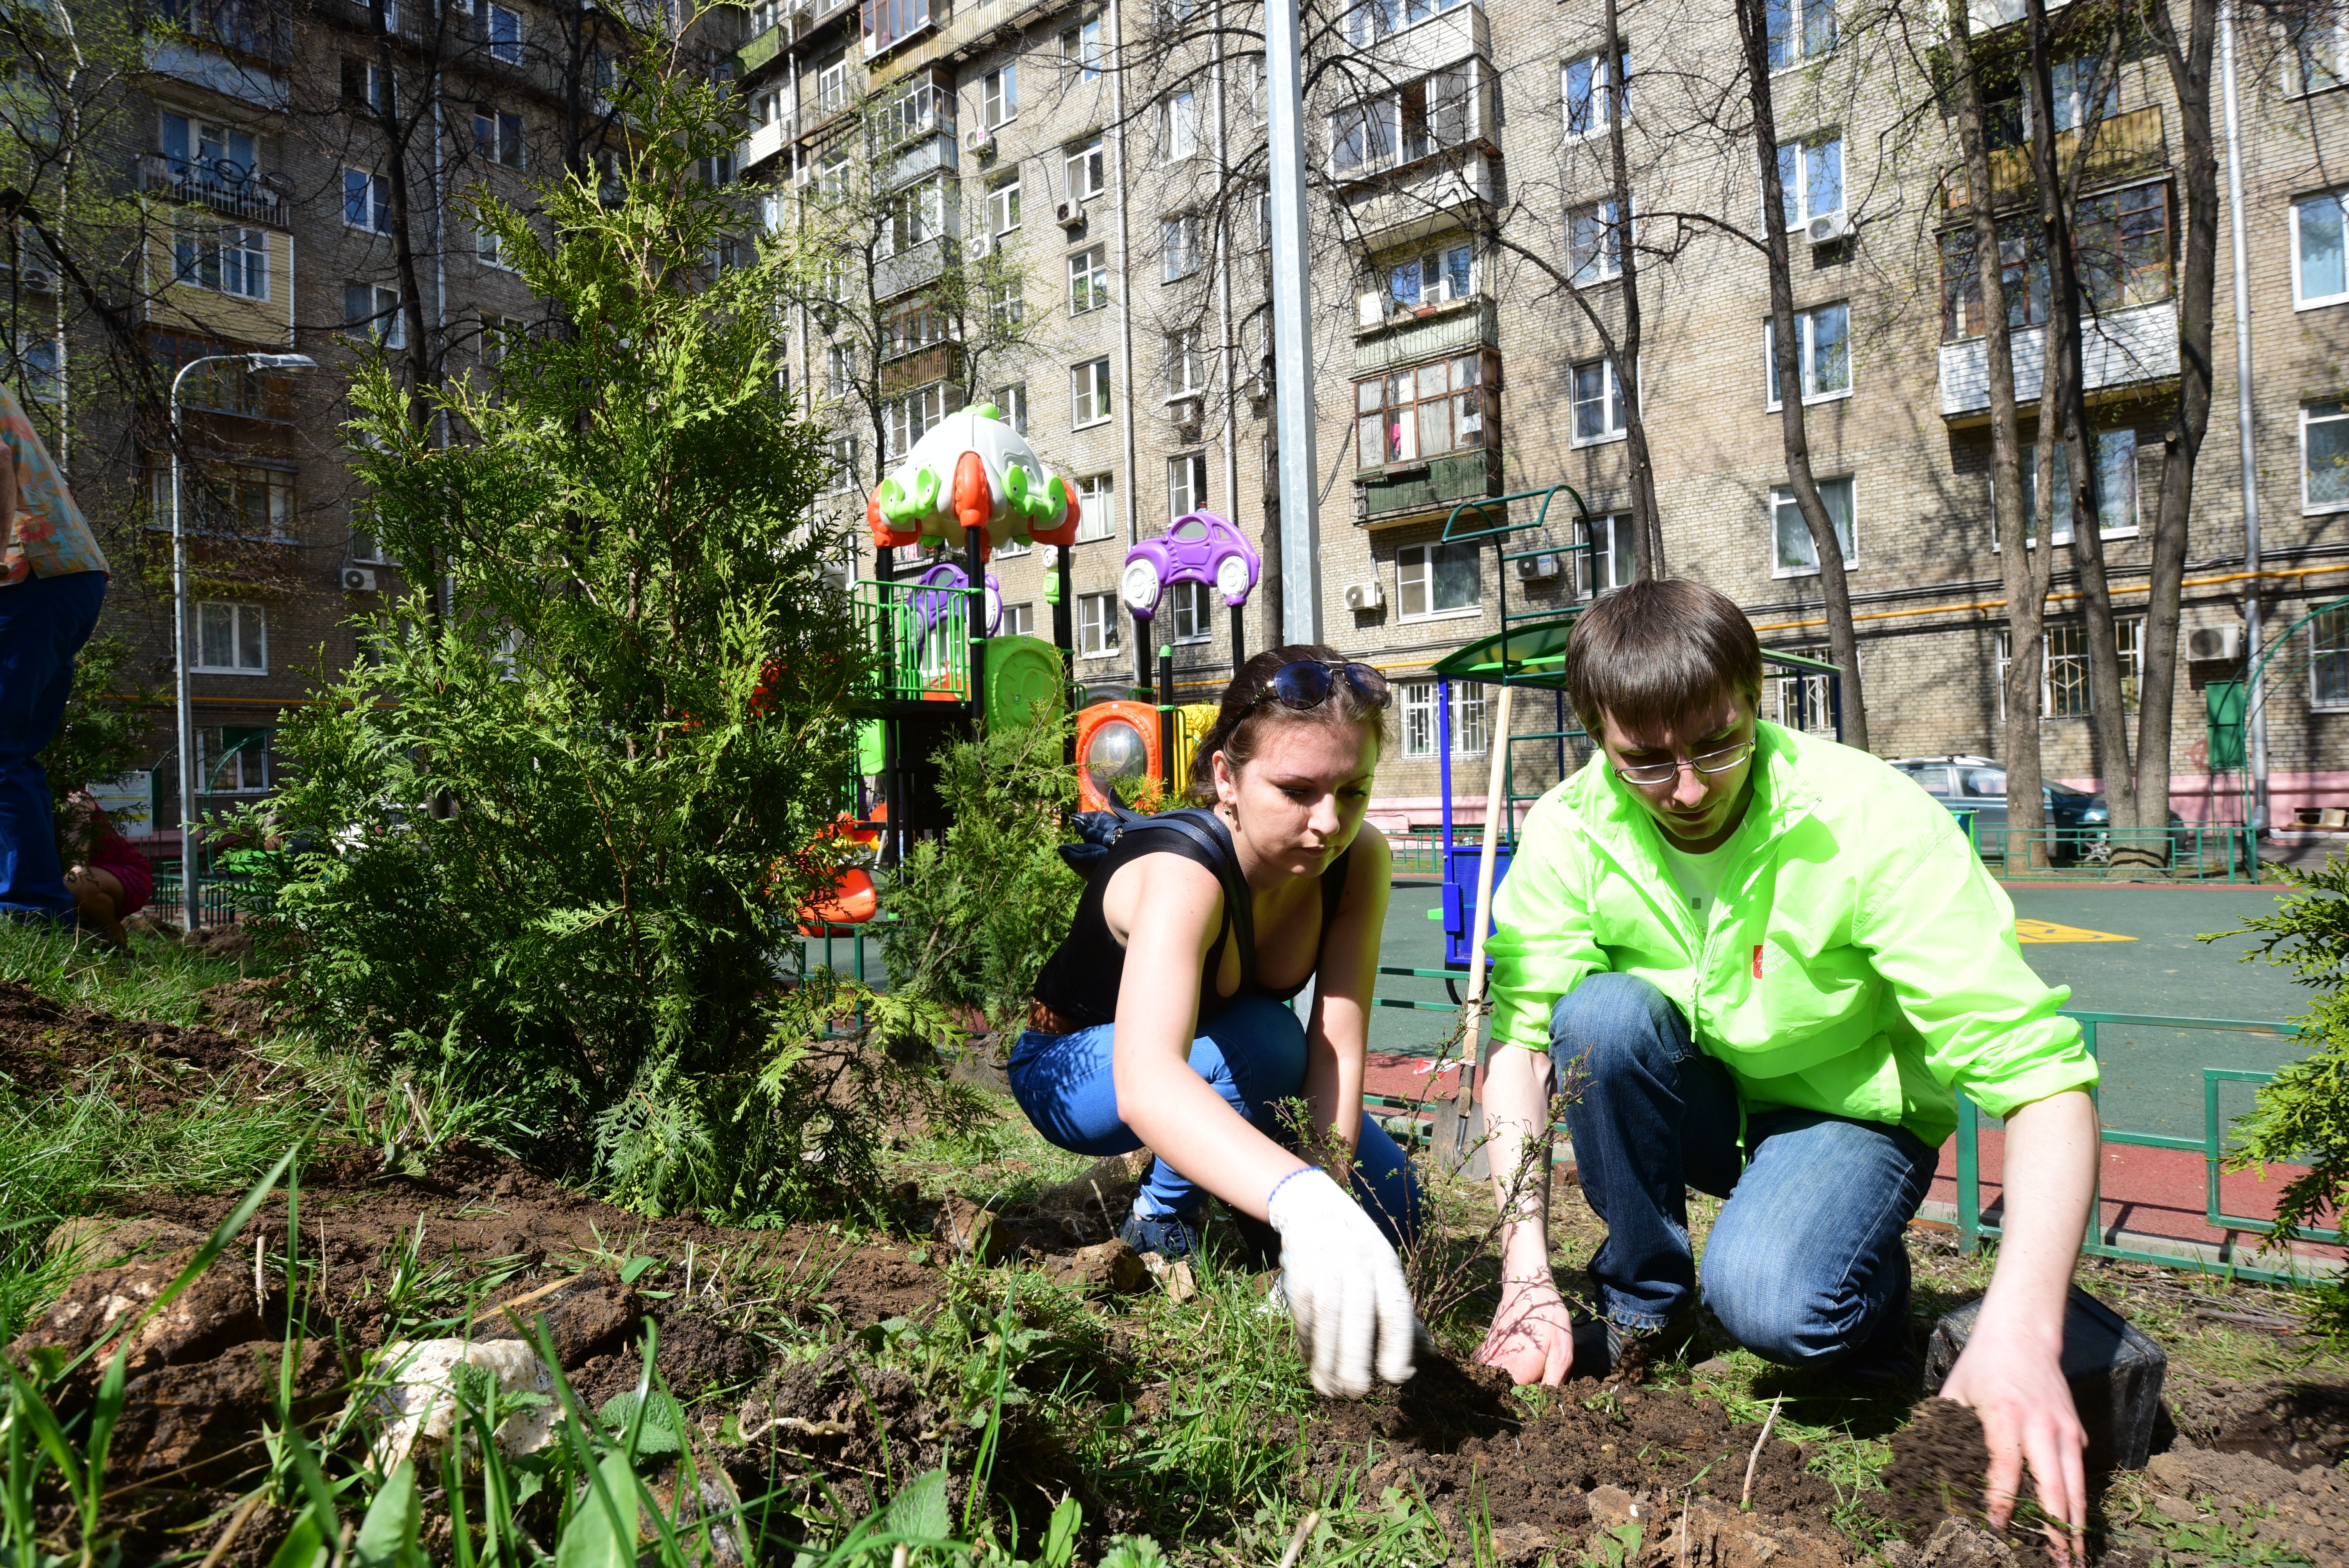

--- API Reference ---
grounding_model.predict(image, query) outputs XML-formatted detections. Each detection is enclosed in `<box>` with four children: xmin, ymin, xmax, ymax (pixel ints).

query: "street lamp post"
<box><xmin>168</xmin><ymin>351</ymin><xmax>315</xmax><ymax>933</ymax></box>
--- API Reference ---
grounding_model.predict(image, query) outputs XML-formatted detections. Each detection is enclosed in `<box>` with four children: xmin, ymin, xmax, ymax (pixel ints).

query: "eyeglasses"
<box><xmin>1259</xmin><ymin>660</ymin><xmax>1392</xmax><ymax>713</ymax></box>
<box><xmin>1611</xmin><ymin>739</ymin><xmax>1755</xmax><ymax>788</ymax></box>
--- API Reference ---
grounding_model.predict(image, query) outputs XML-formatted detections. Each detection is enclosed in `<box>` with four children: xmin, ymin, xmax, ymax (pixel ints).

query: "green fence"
<box><xmin>851</xmin><ymin>579</ymin><xmax>977</xmax><ymax>703</ymax></box>
<box><xmin>1386</xmin><ymin>829</ymin><xmax>1444</xmax><ymax>876</ymax></box>
<box><xmin>149</xmin><ymin>874</ymin><xmax>262</xmax><ymax>924</ymax></box>
<box><xmin>1959</xmin><ymin>819</ymin><xmax>2264</xmax><ymax>882</ymax></box>
<box><xmin>1954</xmin><ymin>1009</ymin><xmax>2338</xmax><ymax>1286</ymax></box>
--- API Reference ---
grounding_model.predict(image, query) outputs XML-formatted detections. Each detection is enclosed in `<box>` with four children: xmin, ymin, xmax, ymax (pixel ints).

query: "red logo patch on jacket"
<box><xmin>1752</xmin><ymin>944</ymin><xmax>1765</xmax><ymax>980</ymax></box>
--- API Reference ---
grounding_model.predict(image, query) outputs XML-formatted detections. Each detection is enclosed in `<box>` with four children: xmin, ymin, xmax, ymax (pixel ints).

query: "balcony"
<box><xmin>1355</xmin><ymin>296</ymin><xmax>1496</xmax><ymax>374</ymax></box>
<box><xmin>735</xmin><ymin>22</ymin><xmax>785</xmax><ymax>77</ymax></box>
<box><xmin>1356</xmin><ymin>450</ymin><xmax>1503</xmax><ymax>527</ymax></box>
<box><xmin>875</xmin><ymin>237</ymin><xmax>948</xmax><ymax>301</ymax></box>
<box><xmin>888</xmin><ymin>129</ymin><xmax>957</xmax><ymax>189</ymax></box>
<box><xmin>1945</xmin><ymin>106</ymin><xmax>2167</xmax><ymax>212</ymax></box>
<box><xmin>137</xmin><ymin>155</ymin><xmax>286</xmax><ymax>226</ymax></box>
<box><xmin>143</xmin><ymin>39</ymin><xmax>289</xmax><ymax>112</ymax></box>
<box><xmin>1938</xmin><ymin>299</ymin><xmax>2178</xmax><ymax>419</ymax></box>
<box><xmin>738</xmin><ymin>114</ymin><xmax>794</xmax><ymax>174</ymax></box>
<box><xmin>1342</xmin><ymin>149</ymin><xmax>1497</xmax><ymax>251</ymax></box>
<box><xmin>1353</xmin><ymin>0</ymin><xmax>1487</xmax><ymax>78</ymax></box>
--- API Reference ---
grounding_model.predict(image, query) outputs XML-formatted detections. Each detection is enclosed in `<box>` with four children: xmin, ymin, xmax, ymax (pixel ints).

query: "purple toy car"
<box><xmin>1119</xmin><ymin>511</ymin><xmax>1262</xmax><ymax>620</ymax></box>
<box><xmin>911</xmin><ymin>561</ymin><xmax>1003</xmax><ymax>637</ymax></box>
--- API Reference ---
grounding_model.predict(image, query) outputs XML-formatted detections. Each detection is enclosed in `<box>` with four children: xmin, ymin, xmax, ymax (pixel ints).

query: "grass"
<box><xmin>0</xmin><ymin>919</ymin><xmax>259</xmax><ymax>1026</ymax></box>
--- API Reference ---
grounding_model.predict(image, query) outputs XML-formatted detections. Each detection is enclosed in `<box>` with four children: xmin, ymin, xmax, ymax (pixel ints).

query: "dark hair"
<box><xmin>1185</xmin><ymin>643</ymin><xmax>1388</xmax><ymax>804</ymax></box>
<box><xmin>1564</xmin><ymin>579</ymin><xmax>1763</xmax><ymax>738</ymax></box>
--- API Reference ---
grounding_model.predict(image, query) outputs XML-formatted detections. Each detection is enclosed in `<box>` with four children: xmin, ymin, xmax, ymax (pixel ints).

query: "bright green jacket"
<box><xmin>1486</xmin><ymin>721</ymin><xmax>2096</xmax><ymax>1147</ymax></box>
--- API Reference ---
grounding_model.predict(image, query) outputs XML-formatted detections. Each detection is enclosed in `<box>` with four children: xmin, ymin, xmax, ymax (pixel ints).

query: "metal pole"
<box><xmin>1229</xmin><ymin>600</ymin><xmax>1245</xmax><ymax>673</ymax></box>
<box><xmin>1265</xmin><ymin>0</ymin><xmax>1319</xmax><ymax>643</ymax></box>
<box><xmin>169</xmin><ymin>358</ymin><xmax>204</xmax><ymax>933</ymax></box>
<box><xmin>2221</xmin><ymin>0</ymin><xmax>2269</xmax><ymax>834</ymax></box>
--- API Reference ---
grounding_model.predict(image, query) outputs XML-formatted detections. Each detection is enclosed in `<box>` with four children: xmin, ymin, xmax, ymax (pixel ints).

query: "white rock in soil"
<box><xmin>363</xmin><ymin>1338</ymin><xmax>558</xmax><ymax>1470</ymax></box>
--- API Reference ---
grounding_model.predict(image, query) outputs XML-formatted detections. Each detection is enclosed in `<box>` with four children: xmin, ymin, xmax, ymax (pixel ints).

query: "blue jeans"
<box><xmin>1551</xmin><ymin>972</ymin><xmax>1935</xmax><ymax>1366</ymax></box>
<box><xmin>1008</xmin><ymin>994</ymin><xmax>1422</xmax><ymax>1247</ymax></box>
<box><xmin>0</xmin><ymin>572</ymin><xmax>105</xmax><ymax>921</ymax></box>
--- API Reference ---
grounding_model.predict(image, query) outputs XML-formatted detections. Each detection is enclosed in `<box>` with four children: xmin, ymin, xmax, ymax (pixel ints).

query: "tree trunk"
<box><xmin>2023</xmin><ymin>0</ymin><xmax>2134</xmax><ymax>862</ymax></box>
<box><xmin>1948</xmin><ymin>0</ymin><xmax>2053</xmax><ymax>867</ymax></box>
<box><xmin>1734</xmin><ymin>0</ymin><xmax>1870</xmax><ymax>750</ymax></box>
<box><xmin>1600</xmin><ymin>0</ymin><xmax>1661</xmax><ymax>576</ymax></box>
<box><xmin>372</xmin><ymin>0</ymin><xmax>439</xmax><ymax>440</ymax></box>
<box><xmin>2130</xmin><ymin>0</ymin><xmax>2222</xmax><ymax>861</ymax></box>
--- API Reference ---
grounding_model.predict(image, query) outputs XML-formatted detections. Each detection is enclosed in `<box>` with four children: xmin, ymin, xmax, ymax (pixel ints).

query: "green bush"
<box><xmin>880</xmin><ymin>715</ymin><xmax>1081</xmax><ymax>1032</ymax></box>
<box><xmin>239</xmin><ymin>58</ymin><xmax>874</xmax><ymax>1213</ymax></box>
<box><xmin>2218</xmin><ymin>854</ymin><xmax>2349</xmax><ymax>1329</ymax></box>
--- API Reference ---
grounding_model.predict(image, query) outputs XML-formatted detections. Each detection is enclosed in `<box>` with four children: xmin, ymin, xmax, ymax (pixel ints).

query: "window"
<box><xmin>2116</xmin><ymin>613</ymin><xmax>2145</xmax><ymax>713</ymax></box>
<box><xmin>2294</xmin><ymin>12</ymin><xmax>2349</xmax><ymax>93</ymax></box>
<box><xmin>2045</xmin><ymin>55</ymin><xmax>2118</xmax><ymax>133</ymax></box>
<box><xmin>989</xmin><ymin>382</ymin><xmax>1028</xmax><ymax>433</ymax></box>
<box><xmin>2003</xmin><ymin>430</ymin><xmax>2140</xmax><ymax>542</ymax></box>
<box><xmin>982</xmin><ymin>64</ymin><xmax>1017</xmax><ymax>127</ymax></box>
<box><xmin>1766</xmin><ymin>0</ymin><xmax>1834</xmax><ymax>67</ymax></box>
<box><xmin>159</xmin><ymin>112</ymin><xmax>257</xmax><ymax>189</ymax></box>
<box><xmin>884</xmin><ymin>178</ymin><xmax>945</xmax><ymax>255</ymax></box>
<box><xmin>1345</xmin><ymin>0</ymin><xmax>1471</xmax><ymax>49</ymax></box>
<box><xmin>1768</xmin><ymin>476</ymin><xmax>1856</xmax><ymax>576</ymax></box>
<box><xmin>987</xmin><ymin>171</ymin><xmax>1020</xmax><ymax>233</ymax></box>
<box><xmin>1169</xmin><ymin>451</ymin><xmax>1207</xmax><ymax>518</ymax></box>
<box><xmin>2313</xmin><ymin>607</ymin><xmax>2349</xmax><ymax>709</ymax></box>
<box><xmin>1396</xmin><ymin>540</ymin><xmax>1480</xmax><ymax>620</ymax></box>
<box><xmin>826</xmin><ymin>433</ymin><xmax>863</xmax><ymax>493</ymax></box>
<box><xmin>200</xmin><ymin>726</ymin><xmax>271</xmax><ymax>793</ymax></box>
<box><xmin>178</xmin><ymin>462</ymin><xmax>292</xmax><ymax>537</ymax></box>
<box><xmin>1068</xmin><ymin>244</ymin><xmax>1110</xmax><ymax>312</ymax></box>
<box><xmin>481</xmin><ymin>312</ymin><xmax>525</xmax><ymax>364</ymax></box>
<box><xmin>2044</xmin><ymin>624</ymin><xmax>2091</xmax><ymax>717</ymax></box>
<box><xmin>989</xmin><ymin>278</ymin><xmax>1025</xmax><ymax>330</ymax></box>
<box><xmin>1777</xmin><ymin>135</ymin><xmax>1843</xmax><ymax>228</ymax></box>
<box><xmin>1355</xmin><ymin>352</ymin><xmax>1494</xmax><ymax>469</ymax></box>
<box><xmin>2304</xmin><ymin>402</ymin><xmax>2349</xmax><ymax>513</ymax></box>
<box><xmin>876</xmin><ymin>79</ymin><xmax>948</xmax><ymax>149</ymax></box>
<box><xmin>1073</xmin><ymin>472</ymin><xmax>1114</xmax><ymax>540</ymax></box>
<box><xmin>1161</xmin><ymin>88</ymin><xmax>1198</xmax><ymax>159</ymax></box>
<box><xmin>1570</xmin><ymin>357</ymin><xmax>1625</xmax><ymax>445</ymax></box>
<box><xmin>825</xmin><ymin>341</ymin><xmax>856</xmax><ymax>398</ymax></box>
<box><xmin>476</xmin><ymin>221</ymin><xmax>512</xmax><ymax>271</ymax></box>
<box><xmin>2294</xmin><ymin>191</ymin><xmax>2347</xmax><ymax>308</ymax></box>
<box><xmin>1072</xmin><ymin>357</ymin><xmax>1113</xmax><ymax>426</ymax></box>
<box><xmin>1245</xmin><ymin>56</ymin><xmax>1266</xmax><ymax>123</ymax></box>
<box><xmin>1060</xmin><ymin>17</ymin><xmax>1102</xmax><ymax>81</ymax></box>
<box><xmin>473</xmin><ymin>109</ymin><xmax>523</xmax><ymax>167</ymax></box>
<box><xmin>194</xmin><ymin>602</ymin><xmax>267</xmax><ymax>673</ymax></box>
<box><xmin>1400</xmin><ymin>679</ymin><xmax>1488</xmax><ymax>757</ymax></box>
<box><xmin>882</xmin><ymin>299</ymin><xmax>948</xmax><ymax>358</ymax></box>
<box><xmin>350</xmin><ymin>527</ymin><xmax>387</xmax><ymax>565</ymax></box>
<box><xmin>173</xmin><ymin>223</ymin><xmax>269</xmax><ymax>299</ymax></box>
<box><xmin>479</xmin><ymin>0</ymin><xmax>521</xmax><ymax>62</ymax></box>
<box><xmin>1562</xmin><ymin>48</ymin><xmax>1628</xmax><ymax>139</ymax></box>
<box><xmin>1763</xmin><ymin>302</ymin><xmax>1851</xmax><ymax>406</ymax></box>
<box><xmin>1169</xmin><ymin>580</ymin><xmax>1212</xmax><ymax>641</ymax></box>
<box><xmin>1066</xmin><ymin>136</ymin><xmax>1106</xmax><ymax>198</ymax></box>
<box><xmin>885</xmin><ymin>383</ymin><xmax>945</xmax><ymax>459</ymax></box>
<box><xmin>1160</xmin><ymin>214</ymin><xmax>1203</xmax><ymax>281</ymax></box>
<box><xmin>1166</xmin><ymin>330</ymin><xmax>1206</xmax><ymax>398</ymax></box>
<box><xmin>1330</xmin><ymin>64</ymin><xmax>1478</xmax><ymax>176</ymax></box>
<box><xmin>817</xmin><ymin>54</ymin><xmax>849</xmax><ymax>112</ymax></box>
<box><xmin>343</xmin><ymin>167</ymin><xmax>390</xmax><ymax>232</ymax></box>
<box><xmin>9</xmin><ymin>333</ymin><xmax>59</xmax><ymax>404</ymax></box>
<box><xmin>344</xmin><ymin>283</ymin><xmax>405</xmax><ymax>348</ymax></box>
<box><xmin>1379</xmin><ymin>241</ymin><xmax>1474</xmax><ymax>316</ymax></box>
<box><xmin>1568</xmin><ymin>200</ymin><xmax>1624</xmax><ymax>284</ymax></box>
<box><xmin>1078</xmin><ymin>591</ymin><xmax>1121</xmax><ymax>656</ymax></box>
<box><xmin>1002</xmin><ymin>602</ymin><xmax>1035</xmax><ymax>638</ymax></box>
<box><xmin>1584</xmin><ymin>512</ymin><xmax>1636</xmax><ymax>595</ymax></box>
<box><xmin>1943</xmin><ymin>181</ymin><xmax>2170</xmax><ymax>337</ymax></box>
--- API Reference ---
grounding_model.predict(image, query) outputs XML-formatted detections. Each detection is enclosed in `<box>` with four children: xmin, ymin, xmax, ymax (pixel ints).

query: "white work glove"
<box><xmin>1266</xmin><ymin>1168</ymin><xmax>1417</xmax><ymax>1398</ymax></box>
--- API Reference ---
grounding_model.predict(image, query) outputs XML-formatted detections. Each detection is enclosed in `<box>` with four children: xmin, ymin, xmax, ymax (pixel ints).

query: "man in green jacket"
<box><xmin>1474</xmin><ymin>580</ymin><xmax>2099</xmax><ymax>1554</ymax></box>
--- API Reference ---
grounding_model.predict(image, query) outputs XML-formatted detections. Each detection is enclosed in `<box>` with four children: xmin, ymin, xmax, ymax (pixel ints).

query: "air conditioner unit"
<box><xmin>965</xmin><ymin>127</ymin><xmax>994</xmax><ymax>157</ymax></box>
<box><xmin>966</xmin><ymin>231</ymin><xmax>992</xmax><ymax>259</ymax></box>
<box><xmin>1515</xmin><ymin>551</ymin><xmax>1561</xmax><ymax>581</ymax></box>
<box><xmin>1055</xmin><ymin>198</ymin><xmax>1086</xmax><ymax>229</ymax></box>
<box><xmin>2188</xmin><ymin>624</ymin><xmax>2245</xmax><ymax>661</ymax></box>
<box><xmin>341</xmin><ymin>567</ymin><xmax>379</xmax><ymax>592</ymax></box>
<box><xmin>1343</xmin><ymin>580</ymin><xmax>1383</xmax><ymax>612</ymax></box>
<box><xmin>16</xmin><ymin>266</ymin><xmax>53</xmax><ymax>294</ymax></box>
<box><xmin>1806</xmin><ymin>210</ymin><xmax>1854</xmax><ymax>246</ymax></box>
<box><xmin>1168</xmin><ymin>396</ymin><xmax>1199</xmax><ymax>429</ymax></box>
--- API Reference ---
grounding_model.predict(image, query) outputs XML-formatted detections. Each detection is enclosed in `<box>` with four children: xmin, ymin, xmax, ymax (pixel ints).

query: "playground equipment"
<box><xmin>2227</xmin><ymin>590</ymin><xmax>2349</xmax><ymax>848</ymax></box>
<box><xmin>865</xmin><ymin>403</ymin><xmax>1082</xmax><ymax>561</ymax></box>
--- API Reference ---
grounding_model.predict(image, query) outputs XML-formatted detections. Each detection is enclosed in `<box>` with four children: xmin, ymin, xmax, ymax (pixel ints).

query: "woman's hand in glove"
<box><xmin>1266</xmin><ymin>1167</ymin><xmax>1417</xmax><ymax>1398</ymax></box>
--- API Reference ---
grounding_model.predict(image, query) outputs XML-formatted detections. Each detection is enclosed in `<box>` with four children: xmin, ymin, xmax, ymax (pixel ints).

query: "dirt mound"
<box><xmin>196</xmin><ymin>974</ymin><xmax>292</xmax><ymax>1037</ymax></box>
<box><xmin>1301</xmin><ymin>1354</ymin><xmax>1845</xmax><ymax>1564</ymax></box>
<box><xmin>2163</xmin><ymin>1370</ymin><xmax>2349</xmax><ymax>1470</ymax></box>
<box><xmin>2130</xmin><ymin>1443</ymin><xmax>2346</xmax><ymax>1563</ymax></box>
<box><xmin>1882</xmin><ymin>1399</ymin><xmax>1994</xmax><ymax>1539</ymax></box>
<box><xmin>0</xmin><ymin>979</ymin><xmax>266</xmax><ymax>1110</ymax></box>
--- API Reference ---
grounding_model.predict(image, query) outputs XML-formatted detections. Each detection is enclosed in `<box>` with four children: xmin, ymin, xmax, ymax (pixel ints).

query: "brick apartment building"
<box><xmin>7</xmin><ymin>0</ymin><xmax>2347</xmax><ymax>842</ymax></box>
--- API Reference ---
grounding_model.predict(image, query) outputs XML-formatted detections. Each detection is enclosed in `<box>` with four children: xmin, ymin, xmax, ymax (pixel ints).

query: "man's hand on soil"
<box><xmin>1267</xmin><ymin>1167</ymin><xmax>1416</xmax><ymax>1399</ymax></box>
<box><xmin>1474</xmin><ymin>1278</ymin><xmax>1575</xmax><ymax>1386</ymax></box>
<box><xmin>1938</xmin><ymin>1325</ymin><xmax>2088</xmax><ymax>1566</ymax></box>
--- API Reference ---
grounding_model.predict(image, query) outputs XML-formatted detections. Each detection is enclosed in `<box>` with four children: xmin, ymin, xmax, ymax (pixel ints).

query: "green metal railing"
<box><xmin>150</xmin><ymin>873</ymin><xmax>261</xmax><ymax>923</ymax></box>
<box><xmin>1958</xmin><ymin>820</ymin><xmax>2264</xmax><ymax>882</ymax></box>
<box><xmin>1955</xmin><ymin>1009</ymin><xmax>2338</xmax><ymax>1285</ymax></box>
<box><xmin>1386</xmin><ymin>829</ymin><xmax>1444</xmax><ymax>875</ymax></box>
<box><xmin>851</xmin><ymin>579</ymin><xmax>978</xmax><ymax>703</ymax></box>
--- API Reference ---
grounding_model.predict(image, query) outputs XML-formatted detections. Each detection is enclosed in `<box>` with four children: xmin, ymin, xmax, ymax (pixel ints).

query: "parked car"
<box><xmin>1887</xmin><ymin>755</ymin><xmax>2183</xmax><ymax>863</ymax></box>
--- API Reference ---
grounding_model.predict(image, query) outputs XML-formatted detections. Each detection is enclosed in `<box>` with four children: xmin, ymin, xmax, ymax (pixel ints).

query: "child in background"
<box><xmin>59</xmin><ymin>790</ymin><xmax>153</xmax><ymax>948</ymax></box>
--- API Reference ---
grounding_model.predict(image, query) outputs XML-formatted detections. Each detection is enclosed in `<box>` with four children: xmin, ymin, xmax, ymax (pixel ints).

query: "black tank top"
<box><xmin>1032</xmin><ymin>817</ymin><xmax>1355</xmax><ymax>1032</ymax></box>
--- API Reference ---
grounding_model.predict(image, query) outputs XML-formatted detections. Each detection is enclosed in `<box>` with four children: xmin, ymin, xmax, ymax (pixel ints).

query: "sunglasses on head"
<box><xmin>1258</xmin><ymin>660</ymin><xmax>1392</xmax><ymax>713</ymax></box>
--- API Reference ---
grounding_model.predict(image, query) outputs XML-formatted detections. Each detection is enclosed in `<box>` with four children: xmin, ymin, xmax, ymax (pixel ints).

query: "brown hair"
<box><xmin>1185</xmin><ymin>644</ymin><xmax>1388</xmax><ymax>804</ymax></box>
<box><xmin>1564</xmin><ymin>579</ymin><xmax>1764</xmax><ymax>738</ymax></box>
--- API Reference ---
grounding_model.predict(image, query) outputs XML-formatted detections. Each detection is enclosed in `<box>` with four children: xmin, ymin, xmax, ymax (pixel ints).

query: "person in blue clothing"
<box><xmin>1008</xmin><ymin>644</ymin><xmax>1421</xmax><ymax>1398</ymax></box>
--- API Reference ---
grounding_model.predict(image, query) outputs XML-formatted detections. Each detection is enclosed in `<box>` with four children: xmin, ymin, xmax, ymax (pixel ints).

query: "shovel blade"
<box><xmin>1430</xmin><ymin>1095</ymin><xmax>1489</xmax><ymax>1180</ymax></box>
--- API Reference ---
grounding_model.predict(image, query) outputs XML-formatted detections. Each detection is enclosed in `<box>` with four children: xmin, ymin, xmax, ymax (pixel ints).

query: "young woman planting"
<box><xmin>1010</xmin><ymin>643</ymin><xmax>1420</xmax><ymax>1398</ymax></box>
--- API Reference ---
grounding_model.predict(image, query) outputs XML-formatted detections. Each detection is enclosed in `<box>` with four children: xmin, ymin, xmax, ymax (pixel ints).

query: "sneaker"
<box><xmin>1119</xmin><ymin>1208</ymin><xmax>1204</xmax><ymax>1260</ymax></box>
<box><xmin>1574</xmin><ymin>1306</ymin><xmax>1699</xmax><ymax>1384</ymax></box>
